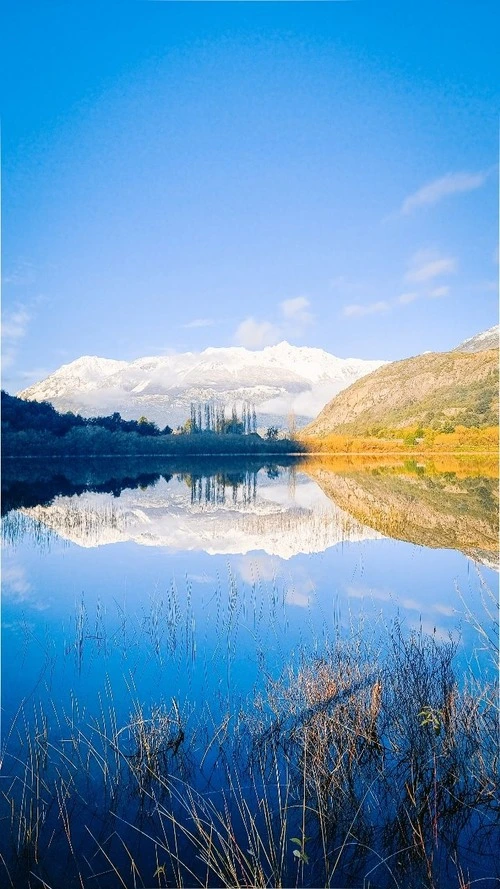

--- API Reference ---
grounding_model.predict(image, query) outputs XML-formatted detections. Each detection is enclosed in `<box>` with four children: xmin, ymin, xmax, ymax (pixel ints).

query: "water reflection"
<box><xmin>2</xmin><ymin>455</ymin><xmax>498</xmax><ymax>888</ymax></box>
<box><xmin>304</xmin><ymin>455</ymin><xmax>498</xmax><ymax>567</ymax></box>
<box><xmin>2</xmin><ymin>455</ymin><xmax>498</xmax><ymax>565</ymax></box>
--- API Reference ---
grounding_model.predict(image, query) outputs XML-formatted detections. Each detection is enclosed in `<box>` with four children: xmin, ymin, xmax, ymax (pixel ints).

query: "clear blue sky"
<box><xmin>2</xmin><ymin>1</ymin><xmax>498</xmax><ymax>393</ymax></box>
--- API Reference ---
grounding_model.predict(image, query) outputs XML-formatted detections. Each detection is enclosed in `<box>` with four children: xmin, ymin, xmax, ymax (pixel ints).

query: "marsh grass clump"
<box><xmin>245</xmin><ymin>626</ymin><xmax>499</xmax><ymax>888</ymax></box>
<box><xmin>116</xmin><ymin>698</ymin><xmax>188</xmax><ymax>793</ymax></box>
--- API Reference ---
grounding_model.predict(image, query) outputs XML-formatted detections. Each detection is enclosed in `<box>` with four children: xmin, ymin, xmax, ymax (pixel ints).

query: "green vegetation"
<box><xmin>334</xmin><ymin>371</ymin><xmax>499</xmax><ymax>436</ymax></box>
<box><xmin>299</xmin><ymin>424</ymin><xmax>499</xmax><ymax>455</ymax></box>
<box><xmin>1</xmin><ymin>392</ymin><xmax>303</xmax><ymax>457</ymax></box>
<box><xmin>303</xmin><ymin>348</ymin><xmax>499</xmax><ymax>444</ymax></box>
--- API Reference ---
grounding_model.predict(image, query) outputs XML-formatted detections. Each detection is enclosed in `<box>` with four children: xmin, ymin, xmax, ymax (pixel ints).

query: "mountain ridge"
<box><xmin>18</xmin><ymin>342</ymin><xmax>386</xmax><ymax>429</ymax></box>
<box><xmin>453</xmin><ymin>324</ymin><xmax>499</xmax><ymax>354</ymax></box>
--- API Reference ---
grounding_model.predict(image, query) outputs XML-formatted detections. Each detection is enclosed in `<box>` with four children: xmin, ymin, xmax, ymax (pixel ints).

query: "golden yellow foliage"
<box><xmin>298</xmin><ymin>424</ymin><xmax>498</xmax><ymax>458</ymax></box>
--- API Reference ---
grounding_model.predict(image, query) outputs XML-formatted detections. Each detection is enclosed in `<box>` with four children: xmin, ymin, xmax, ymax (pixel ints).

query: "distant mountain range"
<box><xmin>18</xmin><ymin>343</ymin><xmax>386</xmax><ymax>430</ymax></box>
<box><xmin>304</xmin><ymin>326</ymin><xmax>499</xmax><ymax>437</ymax></box>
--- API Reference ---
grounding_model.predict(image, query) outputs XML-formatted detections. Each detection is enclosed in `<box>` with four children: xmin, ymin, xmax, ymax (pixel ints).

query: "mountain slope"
<box><xmin>18</xmin><ymin>342</ymin><xmax>386</xmax><ymax>429</ymax></box>
<box><xmin>454</xmin><ymin>324</ymin><xmax>499</xmax><ymax>353</ymax></box>
<box><xmin>303</xmin><ymin>347</ymin><xmax>498</xmax><ymax>436</ymax></box>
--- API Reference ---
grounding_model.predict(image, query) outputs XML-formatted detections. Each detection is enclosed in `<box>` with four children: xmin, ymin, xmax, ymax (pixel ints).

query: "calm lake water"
<box><xmin>1</xmin><ymin>455</ymin><xmax>498</xmax><ymax>889</ymax></box>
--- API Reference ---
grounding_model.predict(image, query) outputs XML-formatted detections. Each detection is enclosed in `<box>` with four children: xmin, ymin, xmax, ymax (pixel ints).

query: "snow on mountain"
<box><xmin>454</xmin><ymin>325</ymin><xmax>499</xmax><ymax>353</ymax></box>
<box><xmin>19</xmin><ymin>356</ymin><xmax>130</xmax><ymax>399</ymax></box>
<box><xmin>21</xmin><ymin>474</ymin><xmax>382</xmax><ymax>558</ymax></box>
<box><xmin>18</xmin><ymin>342</ymin><xmax>386</xmax><ymax>429</ymax></box>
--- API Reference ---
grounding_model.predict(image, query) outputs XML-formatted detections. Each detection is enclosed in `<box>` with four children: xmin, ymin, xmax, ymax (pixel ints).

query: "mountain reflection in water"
<box><xmin>2</xmin><ymin>454</ymin><xmax>498</xmax><ymax>889</ymax></box>
<box><xmin>2</xmin><ymin>454</ymin><xmax>498</xmax><ymax>566</ymax></box>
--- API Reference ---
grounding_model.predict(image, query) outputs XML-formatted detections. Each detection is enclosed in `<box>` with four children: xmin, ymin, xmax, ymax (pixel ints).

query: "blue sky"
<box><xmin>2</xmin><ymin>1</ymin><xmax>498</xmax><ymax>393</ymax></box>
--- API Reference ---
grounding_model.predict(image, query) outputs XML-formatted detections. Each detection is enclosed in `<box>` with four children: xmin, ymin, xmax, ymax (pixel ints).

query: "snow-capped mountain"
<box><xmin>18</xmin><ymin>342</ymin><xmax>386</xmax><ymax>429</ymax></box>
<box><xmin>454</xmin><ymin>324</ymin><xmax>499</xmax><ymax>353</ymax></box>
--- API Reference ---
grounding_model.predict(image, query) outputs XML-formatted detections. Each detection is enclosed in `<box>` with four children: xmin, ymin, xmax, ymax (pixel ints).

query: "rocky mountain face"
<box><xmin>454</xmin><ymin>324</ymin><xmax>499</xmax><ymax>353</ymax></box>
<box><xmin>18</xmin><ymin>343</ymin><xmax>386</xmax><ymax>430</ymax></box>
<box><xmin>303</xmin><ymin>334</ymin><xmax>498</xmax><ymax>437</ymax></box>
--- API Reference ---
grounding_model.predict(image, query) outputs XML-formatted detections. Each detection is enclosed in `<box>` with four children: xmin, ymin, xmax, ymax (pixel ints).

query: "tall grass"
<box><xmin>1</xmin><ymin>615</ymin><xmax>498</xmax><ymax>889</ymax></box>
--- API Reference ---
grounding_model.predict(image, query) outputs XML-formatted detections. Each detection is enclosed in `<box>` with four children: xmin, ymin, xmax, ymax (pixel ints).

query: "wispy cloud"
<box><xmin>397</xmin><ymin>292</ymin><xmax>418</xmax><ymax>305</ymax></box>
<box><xmin>341</xmin><ymin>248</ymin><xmax>455</xmax><ymax>320</ymax></box>
<box><xmin>16</xmin><ymin>367</ymin><xmax>53</xmax><ymax>387</ymax></box>
<box><xmin>429</xmin><ymin>285</ymin><xmax>450</xmax><ymax>298</ymax></box>
<box><xmin>285</xmin><ymin>581</ymin><xmax>315</xmax><ymax>609</ymax></box>
<box><xmin>234</xmin><ymin>318</ymin><xmax>279</xmax><ymax>349</ymax></box>
<box><xmin>281</xmin><ymin>296</ymin><xmax>313</xmax><ymax>326</ymax></box>
<box><xmin>2</xmin><ymin>559</ymin><xmax>51</xmax><ymax>611</ymax></box>
<box><xmin>234</xmin><ymin>297</ymin><xmax>314</xmax><ymax>349</ymax></box>
<box><xmin>1</xmin><ymin>308</ymin><xmax>31</xmax><ymax>340</ymax></box>
<box><xmin>405</xmin><ymin>250</ymin><xmax>457</xmax><ymax>283</ymax></box>
<box><xmin>2</xmin><ymin>260</ymin><xmax>37</xmax><ymax>287</ymax></box>
<box><xmin>400</xmin><ymin>170</ymin><xmax>488</xmax><ymax>215</ymax></box>
<box><xmin>1</xmin><ymin>306</ymin><xmax>32</xmax><ymax>370</ymax></box>
<box><xmin>342</xmin><ymin>300</ymin><xmax>390</xmax><ymax>318</ymax></box>
<box><xmin>181</xmin><ymin>318</ymin><xmax>215</xmax><ymax>329</ymax></box>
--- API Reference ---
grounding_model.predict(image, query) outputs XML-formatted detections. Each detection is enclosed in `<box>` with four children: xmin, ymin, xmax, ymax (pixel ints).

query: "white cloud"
<box><xmin>474</xmin><ymin>279</ymin><xmax>498</xmax><ymax>293</ymax></box>
<box><xmin>285</xmin><ymin>581</ymin><xmax>315</xmax><ymax>608</ymax></box>
<box><xmin>281</xmin><ymin>296</ymin><xmax>313</xmax><ymax>326</ymax></box>
<box><xmin>2</xmin><ymin>260</ymin><xmax>37</xmax><ymax>287</ymax></box>
<box><xmin>182</xmin><ymin>318</ymin><xmax>215</xmax><ymax>329</ymax></box>
<box><xmin>234</xmin><ymin>297</ymin><xmax>314</xmax><ymax>349</ymax></box>
<box><xmin>1</xmin><ymin>350</ymin><xmax>15</xmax><ymax>370</ymax></box>
<box><xmin>2</xmin><ymin>564</ymin><xmax>31</xmax><ymax>598</ymax></box>
<box><xmin>343</xmin><ymin>301</ymin><xmax>390</xmax><ymax>318</ymax></box>
<box><xmin>1</xmin><ymin>308</ymin><xmax>31</xmax><ymax>340</ymax></box>
<box><xmin>237</xmin><ymin>555</ymin><xmax>279</xmax><ymax>585</ymax></box>
<box><xmin>1</xmin><ymin>306</ymin><xmax>32</xmax><ymax>373</ymax></box>
<box><xmin>429</xmin><ymin>285</ymin><xmax>450</xmax><ymax>298</ymax></box>
<box><xmin>234</xmin><ymin>317</ymin><xmax>280</xmax><ymax>349</ymax></box>
<box><xmin>186</xmin><ymin>573</ymin><xmax>215</xmax><ymax>584</ymax></box>
<box><xmin>16</xmin><ymin>367</ymin><xmax>54</xmax><ymax>386</ymax></box>
<box><xmin>401</xmin><ymin>170</ymin><xmax>488</xmax><ymax>215</ymax></box>
<box><xmin>397</xmin><ymin>292</ymin><xmax>418</xmax><ymax>305</ymax></box>
<box><xmin>2</xmin><ymin>561</ymin><xmax>52</xmax><ymax>611</ymax></box>
<box><xmin>406</xmin><ymin>250</ymin><xmax>457</xmax><ymax>283</ymax></box>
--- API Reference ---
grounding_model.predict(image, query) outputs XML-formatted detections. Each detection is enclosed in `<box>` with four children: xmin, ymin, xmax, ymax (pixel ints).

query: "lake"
<box><xmin>1</xmin><ymin>455</ymin><xmax>498</xmax><ymax>889</ymax></box>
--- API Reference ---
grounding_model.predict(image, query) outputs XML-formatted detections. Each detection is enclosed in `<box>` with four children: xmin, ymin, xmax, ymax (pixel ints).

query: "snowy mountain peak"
<box><xmin>454</xmin><ymin>325</ymin><xmax>499</xmax><ymax>354</ymax></box>
<box><xmin>18</xmin><ymin>343</ymin><xmax>387</xmax><ymax>429</ymax></box>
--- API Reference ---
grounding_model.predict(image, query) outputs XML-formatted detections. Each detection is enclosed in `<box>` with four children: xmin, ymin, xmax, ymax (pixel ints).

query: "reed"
<box><xmin>1</xmin><ymin>610</ymin><xmax>498</xmax><ymax>889</ymax></box>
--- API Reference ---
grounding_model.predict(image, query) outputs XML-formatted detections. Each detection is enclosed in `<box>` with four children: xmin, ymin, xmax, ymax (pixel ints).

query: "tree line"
<box><xmin>1</xmin><ymin>391</ymin><xmax>172</xmax><ymax>438</ymax></box>
<box><xmin>1</xmin><ymin>392</ymin><xmax>300</xmax><ymax>457</ymax></box>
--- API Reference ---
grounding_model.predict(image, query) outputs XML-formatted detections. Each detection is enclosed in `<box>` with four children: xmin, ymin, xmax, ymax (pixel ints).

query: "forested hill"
<box><xmin>1</xmin><ymin>392</ymin><xmax>299</xmax><ymax>456</ymax></box>
<box><xmin>2</xmin><ymin>390</ymin><xmax>171</xmax><ymax>439</ymax></box>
